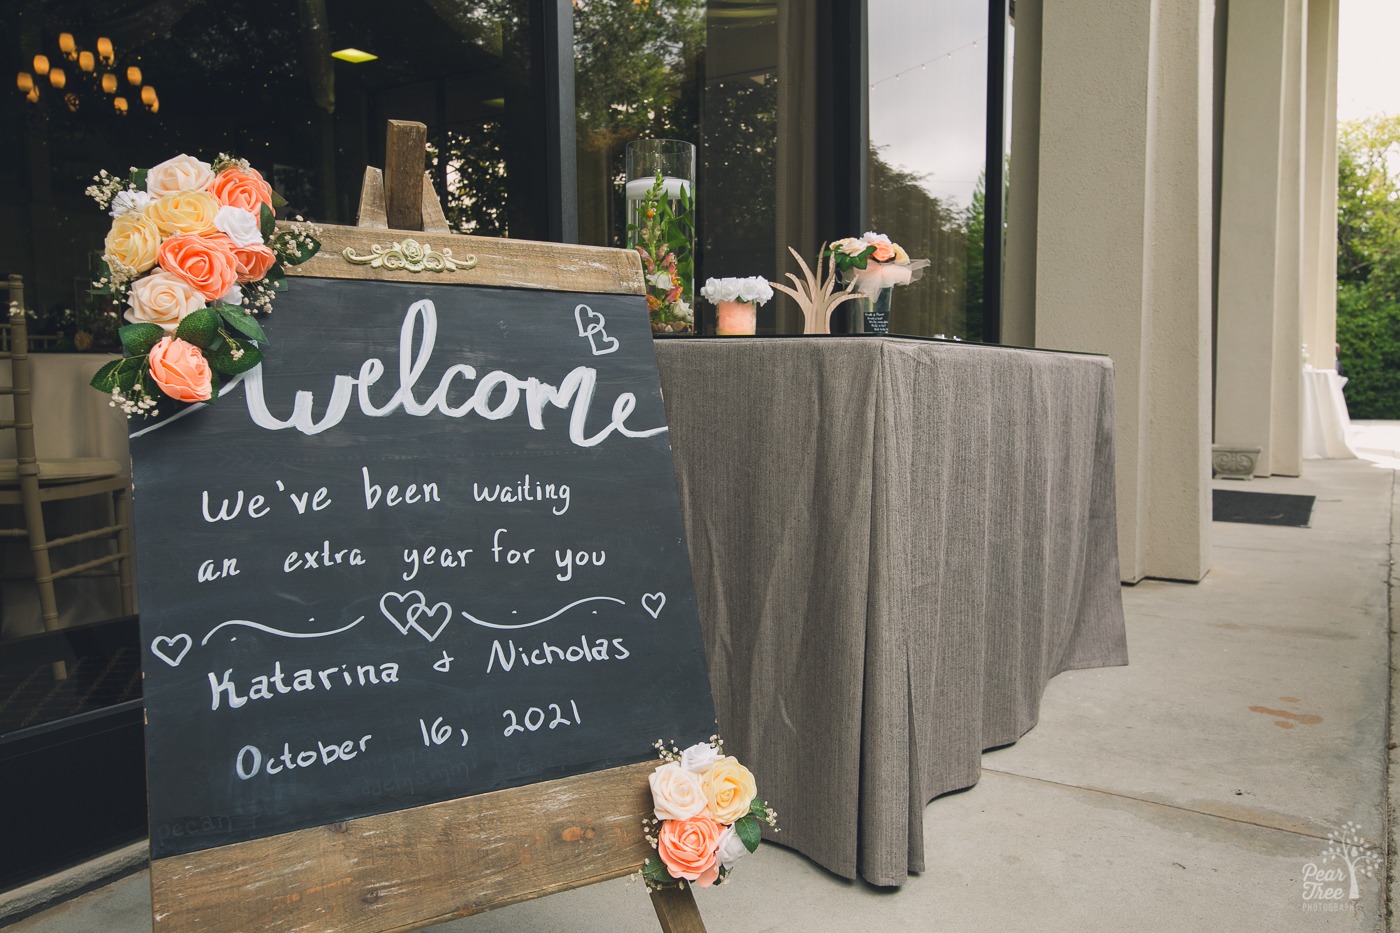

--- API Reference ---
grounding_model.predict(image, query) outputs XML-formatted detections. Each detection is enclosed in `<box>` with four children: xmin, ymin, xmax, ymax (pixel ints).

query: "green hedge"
<box><xmin>1337</xmin><ymin>283</ymin><xmax>1400</xmax><ymax>419</ymax></box>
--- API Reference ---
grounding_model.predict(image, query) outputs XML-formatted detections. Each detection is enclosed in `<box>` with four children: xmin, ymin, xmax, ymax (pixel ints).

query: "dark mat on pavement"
<box><xmin>1212</xmin><ymin>489</ymin><xmax>1315</xmax><ymax>527</ymax></box>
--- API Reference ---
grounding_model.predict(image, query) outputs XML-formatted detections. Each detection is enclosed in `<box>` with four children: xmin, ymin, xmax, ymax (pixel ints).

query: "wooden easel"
<box><xmin>146</xmin><ymin>121</ymin><xmax>709</xmax><ymax>933</ymax></box>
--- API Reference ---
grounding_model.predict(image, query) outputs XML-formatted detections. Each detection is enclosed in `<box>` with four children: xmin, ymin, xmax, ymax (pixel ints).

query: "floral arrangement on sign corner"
<box><xmin>641</xmin><ymin>737</ymin><xmax>778</xmax><ymax>891</ymax></box>
<box><xmin>629</xmin><ymin>172</ymin><xmax>695</xmax><ymax>334</ymax></box>
<box><xmin>823</xmin><ymin>231</ymin><xmax>929</xmax><ymax>298</ymax></box>
<box><xmin>85</xmin><ymin>153</ymin><xmax>321</xmax><ymax>416</ymax></box>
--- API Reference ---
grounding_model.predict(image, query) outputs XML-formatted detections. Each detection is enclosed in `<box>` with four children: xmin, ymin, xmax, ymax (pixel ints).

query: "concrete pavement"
<box><xmin>6</xmin><ymin>430</ymin><xmax>1397</xmax><ymax>932</ymax></box>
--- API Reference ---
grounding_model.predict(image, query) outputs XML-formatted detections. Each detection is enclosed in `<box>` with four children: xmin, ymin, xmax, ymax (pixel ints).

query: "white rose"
<box><xmin>679</xmin><ymin>742</ymin><xmax>721</xmax><ymax>774</ymax></box>
<box><xmin>716</xmin><ymin>826</ymin><xmax>751</xmax><ymax>870</ymax></box>
<box><xmin>649</xmin><ymin>762</ymin><xmax>708</xmax><ymax>821</ymax></box>
<box><xmin>862</xmin><ymin>231</ymin><xmax>892</xmax><ymax>246</ymax></box>
<box><xmin>213</xmin><ymin>205</ymin><xmax>263</xmax><ymax>247</ymax></box>
<box><xmin>650</xmin><ymin>271</ymin><xmax>674</xmax><ymax>290</ymax></box>
<box><xmin>218</xmin><ymin>283</ymin><xmax>244</xmax><ymax>307</ymax></box>
<box><xmin>108</xmin><ymin>189</ymin><xmax>153</xmax><ymax>218</ymax></box>
<box><xmin>146</xmin><ymin>153</ymin><xmax>215</xmax><ymax>197</ymax></box>
<box><xmin>674</xmin><ymin>299</ymin><xmax>693</xmax><ymax>323</ymax></box>
<box><xmin>126</xmin><ymin>271</ymin><xmax>207</xmax><ymax>333</ymax></box>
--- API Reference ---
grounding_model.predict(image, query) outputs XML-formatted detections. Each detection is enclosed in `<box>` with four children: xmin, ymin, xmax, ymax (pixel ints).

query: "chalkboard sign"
<box><xmin>132</xmin><ymin>273</ymin><xmax>716</xmax><ymax>859</ymax></box>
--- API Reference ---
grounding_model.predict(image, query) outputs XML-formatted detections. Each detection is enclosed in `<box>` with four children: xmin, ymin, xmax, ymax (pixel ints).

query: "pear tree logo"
<box><xmin>1300</xmin><ymin>822</ymin><xmax>1381</xmax><ymax>909</ymax></box>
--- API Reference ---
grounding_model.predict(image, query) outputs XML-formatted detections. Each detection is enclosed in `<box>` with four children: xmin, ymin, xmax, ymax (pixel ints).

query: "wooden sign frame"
<box><xmin>147</xmin><ymin>122</ymin><xmax>707</xmax><ymax>933</ymax></box>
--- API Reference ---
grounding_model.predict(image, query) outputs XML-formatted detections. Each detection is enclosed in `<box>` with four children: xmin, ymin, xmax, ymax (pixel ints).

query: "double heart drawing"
<box><xmin>380</xmin><ymin>590</ymin><xmax>454</xmax><ymax>642</ymax></box>
<box><xmin>574</xmin><ymin>304</ymin><xmax>619</xmax><ymax>356</ymax></box>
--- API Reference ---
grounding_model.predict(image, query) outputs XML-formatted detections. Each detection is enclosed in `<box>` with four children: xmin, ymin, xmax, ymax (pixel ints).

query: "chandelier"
<box><xmin>16</xmin><ymin>32</ymin><xmax>160</xmax><ymax>116</ymax></box>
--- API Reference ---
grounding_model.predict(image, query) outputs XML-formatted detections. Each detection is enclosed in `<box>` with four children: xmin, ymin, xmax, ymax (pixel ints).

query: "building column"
<box><xmin>1303</xmin><ymin>0</ymin><xmax>1340</xmax><ymax>370</ymax></box>
<box><xmin>1215</xmin><ymin>0</ymin><xmax>1306</xmax><ymax>476</ymax></box>
<box><xmin>1031</xmin><ymin>0</ymin><xmax>1213</xmax><ymax>582</ymax></box>
<box><xmin>1000</xmin><ymin>0</ymin><xmax>1041</xmax><ymax>349</ymax></box>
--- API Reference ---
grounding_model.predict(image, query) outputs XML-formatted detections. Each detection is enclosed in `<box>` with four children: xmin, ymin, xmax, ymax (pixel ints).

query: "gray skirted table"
<box><xmin>654</xmin><ymin>336</ymin><xmax>1129</xmax><ymax>887</ymax></box>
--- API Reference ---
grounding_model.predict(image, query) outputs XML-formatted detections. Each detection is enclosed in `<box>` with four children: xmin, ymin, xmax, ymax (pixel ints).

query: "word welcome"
<box><xmin>241</xmin><ymin>300</ymin><xmax>669</xmax><ymax>447</ymax></box>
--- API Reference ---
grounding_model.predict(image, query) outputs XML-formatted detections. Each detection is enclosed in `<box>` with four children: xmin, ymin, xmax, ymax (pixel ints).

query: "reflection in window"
<box><xmin>868</xmin><ymin>0</ymin><xmax>988</xmax><ymax>339</ymax></box>
<box><xmin>0</xmin><ymin>0</ymin><xmax>537</xmax><ymax>340</ymax></box>
<box><xmin>574</xmin><ymin>0</ymin><xmax>779</xmax><ymax>329</ymax></box>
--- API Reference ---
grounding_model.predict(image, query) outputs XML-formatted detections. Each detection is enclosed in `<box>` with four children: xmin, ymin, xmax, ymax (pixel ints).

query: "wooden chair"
<box><xmin>1</xmin><ymin>274</ymin><xmax>135</xmax><ymax>679</ymax></box>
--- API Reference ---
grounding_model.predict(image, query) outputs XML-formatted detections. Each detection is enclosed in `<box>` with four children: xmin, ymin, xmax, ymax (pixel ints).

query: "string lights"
<box><xmin>870</xmin><ymin>36</ymin><xmax>986</xmax><ymax>91</ymax></box>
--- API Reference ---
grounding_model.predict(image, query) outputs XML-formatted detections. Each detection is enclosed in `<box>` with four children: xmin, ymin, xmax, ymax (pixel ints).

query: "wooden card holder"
<box><xmin>145</xmin><ymin>121</ymin><xmax>709</xmax><ymax>933</ymax></box>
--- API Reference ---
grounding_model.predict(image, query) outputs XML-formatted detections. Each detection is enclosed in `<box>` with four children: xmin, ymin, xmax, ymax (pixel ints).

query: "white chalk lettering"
<box><xmin>209</xmin><ymin>660</ymin><xmax>400</xmax><ymax>710</ymax></box>
<box><xmin>241</xmin><ymin>300</ymin><xmax>668</xmax><ymax>446</ymax></box>
<box><xmin>237</xmin><ymin>734</ymin><xmax>373</xmax><ymax>780</ymax></box>
<box><xmin>473</xmin><ymin>475</ymin><xmax>571</xmax><ymax>516</ymax></box>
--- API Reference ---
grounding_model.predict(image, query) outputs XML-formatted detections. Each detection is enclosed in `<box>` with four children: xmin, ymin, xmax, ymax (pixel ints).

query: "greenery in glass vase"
<box><xmin>628</xmin><ymin>171</ymin><xmax>696</xmax><ymax>333</ymax></box>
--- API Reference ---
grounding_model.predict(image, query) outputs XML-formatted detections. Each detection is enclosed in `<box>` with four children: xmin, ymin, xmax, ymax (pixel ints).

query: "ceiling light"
<box><xmin>331</xmin><ymin>48</ymin><xmax>378</xmax><ymax>63</ymax></box>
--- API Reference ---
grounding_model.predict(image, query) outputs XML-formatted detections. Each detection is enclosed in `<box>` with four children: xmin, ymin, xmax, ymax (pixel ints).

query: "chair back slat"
<box><xmin>6</xmin><ymin>275</ymin><xmax>38</xmax><ymax>476</ymax></box>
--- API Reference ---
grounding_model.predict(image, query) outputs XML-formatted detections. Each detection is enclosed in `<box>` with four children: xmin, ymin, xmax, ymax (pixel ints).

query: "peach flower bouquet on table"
<box><xmin>85</xmin><ymin>153</ymin><xmax>320</xmax><ymax>416</ymax></box>
<box><xmin>641</xmin><ymin>736</ymin><xmax>778</xmax><ymax>891</ymax></box>
<box><xmin>823</xmin><ymin>231</ymin><xmax>930</xmax><ymax>298</ymax></box>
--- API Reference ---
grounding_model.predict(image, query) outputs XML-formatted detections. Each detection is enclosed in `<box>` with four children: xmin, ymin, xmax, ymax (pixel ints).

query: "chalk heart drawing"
<box><xmin>642</xmin><ymin>592</ymin><xmax>667</xmax><ymax>619</ymax></box>
<box><xmin>575</xmin><ymin>303</ymin><xmax>619</xmax><ymax>356</ymax></box>
<box><xmin>380</xmin><ymin>591</ymin><xmax>453</xmax><ymax>642</ymax></box>
<box><xmin>151</xmin><ymin>634</ymin><xmax>193</xmax><ymax>668</ymax></box>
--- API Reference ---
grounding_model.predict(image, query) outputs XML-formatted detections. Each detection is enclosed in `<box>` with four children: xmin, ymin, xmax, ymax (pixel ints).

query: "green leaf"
<box><xmin>270</xmin><ymin>189</ymin><xmax>288</xmax><ymax>210</ymax></box>
<box><xmin>206</xmin><ymin>336</ymin><xmax>263</xmax><ymax>376</ymax></box>
<box><xmin>641</xmin><ymin>854</ymin><xmax>672</xmax><ymax>886</ymax></box>
<box><xmin>128</xmin><ymin>168</ymin><xmax>148</xmax><ymax>191</ymax></box>
<box><xmin>749</xmin><ymin>797</ymin><xmax>769</xmax><ymax>819</ymax></box>
<box><xmin>89</xmin><ymin>356</ymin><xmax>145</xmax><ymax>393</ymax></box>
<box><xmin>174</xmin><ymin>308</ymin><xmax>221</xmax><ymax>349</ymax></box>
<box><xmin>260</xmin><ymin>203</ymin><xmax>276</xmax><ymax>240</ymax></box>
<box><xmin>118</xmin><ymin>323</ymin><xmax>165</xmax><ymax>357</ymax></box>
<box><xmin>734</xmin><ymin>815</ymin><xmax>762</xmax><ymax>854</ymax></box>
<box><xmin>270</xmin><ymin>229</ymin><xmax>321</xmax><ymax>266</ymax></box>
<box><xmin>215</xmin><ymin>305</ymin><xmax>268</xmax><ymax>343</ymax></box>
<box><xmin>206</xmin><ymin>368</ymin><xmax>222</xmax><ymax>403</ymax></box>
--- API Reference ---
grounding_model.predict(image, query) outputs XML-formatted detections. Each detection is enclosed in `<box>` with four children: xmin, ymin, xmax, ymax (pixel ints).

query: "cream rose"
<box><xmin>126</xmin><ymin>271</ymin><xmax>206</xmax><ymax>333</ymax></box>
<box><xmin>679</xmin><ymin>742</ymin><xmax>722</xmax><ymax>774</ymax></box>
<box><xmin>145</xmin><ymin>191</ymin><xmax>220</xmax><ymax>237</ymax></box>
<box><xmin>702</xmin><ymin>757</ymin><xmax>758</xmax><ymax>824</ymax></box>
<box><xmin>649</xmin><ymin>762</ymin><xmax>709</xmax><ymax>821</ymax></box>
<box><xmin>715</xmin><ymin>825</ymin><xmax>751</xmax><ymax>870</ymax></box>
<box><xmin>104</xmin><ymin>213</ymin><xmax>162</xmax><ymax>274</ymax></box>
<box><xmin>146</xmin><ymin>153</ymin><xmax>215</xmax><ymax>197</ymax></box>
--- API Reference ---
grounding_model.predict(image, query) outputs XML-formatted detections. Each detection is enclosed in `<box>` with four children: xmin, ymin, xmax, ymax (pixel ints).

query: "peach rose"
<box><xmin>158</xmin><ymin>233</ymin><xmax>239</xmax><ymax>301</ymax></box>
<box><xmin>210</xmin><ymin>166</ymin><xmax>274</xmax><ymax>217</ymax></box>
<box><xmin>649</xmin><ymin>762</ymin><xmax>709</xmax><ymax>822</ymax></box>
<box><xmin>146</xmin><ymin>153</ymin><xmax>215</xmax><ymax>197</ymax></box>
<box><xmin>126</xmin><ymin>271</ymin><xmax>206</xmax><ymax>332</ymax></box>
<box><xmin>145</xmin><ymin>191</ymin><xmax>221</xmax><ymax>237</ymax></box>
<box><xmin>702</xmin><ymin>757</ymin><xmax>758</xmax><ymax>824</ymax></box>
<box><xmin>869</xmin><ymin>240</ymin><xmax>896</xmax><ymax>262</ymax></box>
<box><xmin>147</xmin><ymin>336</ymin><xmax>212</xmax><ymax>402</ymax></box>
<box><xmin>656</xmin><ymin>815</ymin><xmax>723</xmax><ymax>886</ymax></box>
<box><xmin>104</xmin><ymin>213</ymin><xmax>162</xmax><ymax>274</ymax></box>
<box><xmin>231</xmin><ymin>242</ymin><xmax>277</xmax><ymax>283</ymax></box>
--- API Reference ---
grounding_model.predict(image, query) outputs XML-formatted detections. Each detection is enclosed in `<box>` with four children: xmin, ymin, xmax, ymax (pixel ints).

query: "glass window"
<box><xmin>867</xmin><ymin>0</ymin><xmax>989</xmax><ymax>339</ymax></box>
<box><xmin>574</xmin><ymin>0</ymin><xmax>780</xmax><ymax>333</ymax></box>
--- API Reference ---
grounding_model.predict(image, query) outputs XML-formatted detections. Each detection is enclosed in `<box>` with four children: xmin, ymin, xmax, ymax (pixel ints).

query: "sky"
<box><xmin>1337</xmin><ymin>0</ymin><xmax>1400</xmax><ymax>122</ymax></box>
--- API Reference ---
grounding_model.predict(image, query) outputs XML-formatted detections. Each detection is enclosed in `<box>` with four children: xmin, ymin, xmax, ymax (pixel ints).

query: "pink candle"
<box><xmin>715</xmin><ymin>300</ymin><xmax>756</xmax><ymax>336</ymax></box>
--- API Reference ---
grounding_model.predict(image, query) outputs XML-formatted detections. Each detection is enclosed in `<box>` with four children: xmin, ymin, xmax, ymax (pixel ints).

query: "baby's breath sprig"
<box><xmin>109</xmin><ymin>384</ymin><xmax>160</xmax><ymax>419</ymax></box>
<box><xmin>211</xmin><ymin>153</ymin><xmax>252</xmax><ymax>174</ymax></box>
<box><xmin>84</xmin><ymin>170</ymin><xmax>131</xmax><ymax>211</ymax></box>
